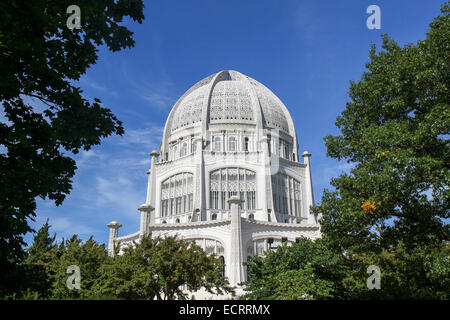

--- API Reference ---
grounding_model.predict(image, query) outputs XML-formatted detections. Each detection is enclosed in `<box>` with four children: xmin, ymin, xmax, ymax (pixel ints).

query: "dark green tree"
<box><xmin>243</xmin><ymin>238</ymin><xmax>346</xmax><ymax>300</ymax></box>
<box><xmin>5</xmin><ymin>219</ymin><xmax>59</xmax><ymax>299</ymax></box>
<box><xmin>341</xmin><ymin>243</ymin><xmax>449</xmax><ymax>299</ymax></box>
<box><xmin>49</xmin><ymin>235</ymin><xmax>109</xmax><ymax>299</ymax></box>
<box><xmin>0</xmin><ymin>0</ymin><xmax>144</xmax><ymax>297</ymax></box>
<box><xmin>270</xmin><ymin>265</ymin><xmax>334</xmax><ymax>300</ymax></box>
<box><xmin>22</xmin><ymin>219</ymin><xmax>57</xmax><ymax>298</ymax></box>
<box><xmin>27</xmin><ymin>219</ymin><xmax>57</xmax><ymax>259</ymax></box>
<box><xmin>312</xmin><ymin>3</ymin><xmax>449</xmax><ymax>253</ymax></box>
<box><xmin>305</xmin><ymin>2</ymin><xmax>450</xmax><ymax>300</ymax></box>
<box><xmin>93</xmin><ymin>235</ymin><xmax>233</xmax><ymax>300</ymax></box>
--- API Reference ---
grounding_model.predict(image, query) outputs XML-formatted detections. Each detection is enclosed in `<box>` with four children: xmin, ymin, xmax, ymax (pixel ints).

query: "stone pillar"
<box><xmin>138</xmin><ymin>204</ymin><xmax>154</xmax><ymax>236</ymax></box>
<box><xmin>227</xmin><ymin>196</ymin><xmax>245</xmax><ymax>287</ymax></box>
<box><xmin>260</xmin><ymin>135</ymin><xmax>274</xmax><ymax>222</ymax></box>
<box><xmin>302</xmin><ymin>151</ymin><xmax>315</xmax><ymax>222</ymax></box>
<box><xmin>146</xmin><ymin>150</ymin><xmax>160</xmax><ymax>205</ymax></box>
<box><xmin>193</xmin><ymin>137</ymin><xmax>204</xmax><ymax>222</ymax></box>
<box><xmin>222</xmin><ymin>131</ymin><xmax>226</xmax><ymax>152</ymax></box>
<box><xmin>107</xmin><ymin>221</ymin><xmax>122</xmax><ymax>257</ymax></box>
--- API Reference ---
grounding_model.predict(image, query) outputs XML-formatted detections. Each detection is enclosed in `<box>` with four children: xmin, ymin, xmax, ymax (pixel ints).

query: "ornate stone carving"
<box><xmin>209</xmin><ymin>81</ymin><xmax>254</xmax><ymax>123</ymax></box>
<box><xmin>170</xmin><ymin>85</ymin><xmax>208</xmax><ymax>132</ymax></box>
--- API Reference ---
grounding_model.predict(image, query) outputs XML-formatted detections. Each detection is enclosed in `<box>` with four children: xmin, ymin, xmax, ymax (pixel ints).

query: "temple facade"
<box><xmin>107</xmin><ymin>70</ymin><xmax>321</xmax><ymax>297</ymax></box>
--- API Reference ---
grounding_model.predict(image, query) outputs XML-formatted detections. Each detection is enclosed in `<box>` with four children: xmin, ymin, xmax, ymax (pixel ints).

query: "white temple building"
<box><xmin>107</xmin><ymin>70</ymin><xmax>321</xmax><ymax>297</ymax></box>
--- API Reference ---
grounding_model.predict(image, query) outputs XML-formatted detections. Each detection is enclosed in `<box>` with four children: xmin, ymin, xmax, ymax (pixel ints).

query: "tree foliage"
<box><xmin>49</xmin><ymin>235</ymin><xmax>109</xmax><ymax>299</ymax></box>
<box><xmin>245</xmin><ymin>3</ymin><xmax>449</xmax><ymax>301</ymax></box>
<box><xmin>0</xmin><ymin>0</ymin><xmax>144</xmax><ymax>296</ymax></box>
<box><xmin>341</xmin><ymin>243</ymin><xmax>449</xmax><ymax>299</ymax></box>
<box><xmin>22</xmin><ymin>219</ymin><xmax>58</xmax><ymax>298</ymax></box>
<box><xmin>7</xmin><ymin>224</ymin><xmax>232</xmax><ymax>300</ymax></box>
<box><xmin>14</xmin><ymin>222</ymin><xmax>108</xmax><ymax>300</ymax></box>
<box><xmin>243</xmin><ymin>238</ymin><xmax>449</xmax><ymax>300</ymax></box>
<box><xmin>93</xmin><ymin>235</ymin><xmax>233</xmax><ymax>300</ymax></box>
<box><xmin>312</xmin><ymin>2</ymin><xmax>449</xmax><ymax>253</ymax></box>
<box><xmin>243</xmin><ymin>238</ymin><xmax>344</xmax><ymax>300</ymax></box>
<box><xmin>27</xmin><ymin>219</ymin><xmax>57</xmax><ymax>259</ymax></box>
<box><xmin>271</xmin><ymin>265</ymin><xmax>334</xmax><ymax>300</ymax></box>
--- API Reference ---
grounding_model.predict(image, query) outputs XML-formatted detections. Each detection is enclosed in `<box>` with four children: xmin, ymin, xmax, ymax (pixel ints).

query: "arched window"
<box><xmin>248</xmin><ymin>214</ymin><xmax>254</xmax><ymax>221</ymax></box>
<box><xmin>187</xmin><ymin>238</ymin><xmax>225</xmax><ymax>257</ymax></box>
<box><xmin>175</xmin><ymin>218</ymin><xmax>180</xmax><ymax>223</ymax></box>
<box><xmin>214</xmin><ymin>137</ymin><xmax>222</xmax><ymax>152</ymax></box>
<box><xmin>181</xmin><ymin>143</ymin><xmax>187</xmax><ymax>157</ymax></box>
<box><xmin>211</xmin><ymin>213</ymin><xmax>217</xmax><ymax>221</ymax></box>
<box><xmin>271</xmin><ymin>173</ymin><xmax>302</xmax><ymax>217</ymax></box>
<box><xmin>243</xmin><ymin>137</ymin><xmax>249</xmax><ymax>152</ymax></box>
<box><xmin>228</xmin><ymin>136</ymin><xmax>236</xmax><ymax>152</ymax></box>
<box><xmin>162</xmin><ymin>220</ymin><xmax>167</xmax><ymax>224</ymax></box>
<box><xmin>160</xmin><ymin>173</ymin><xmax>194</xmax><ymax>219</ymax></box>
<box><xmin>209</xmin><ymin>168</ymin><xmax>256</xmax><ymax>210</ymax></box>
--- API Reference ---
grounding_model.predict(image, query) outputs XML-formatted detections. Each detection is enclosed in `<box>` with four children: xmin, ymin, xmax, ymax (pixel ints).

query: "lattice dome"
<box><xmin>164</xmin><ymin>70</ymin><xmax>294</xmax><ymax>138</ymax></box>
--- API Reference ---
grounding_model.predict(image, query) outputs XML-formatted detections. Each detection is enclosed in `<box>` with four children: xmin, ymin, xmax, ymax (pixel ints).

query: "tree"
<box><xmin>341</xmin><ymin>243</ymin><xmax>450</xmax><ymax>299</ymax></box>
<box><xmin>272</xmin><ymin>265</ymin><xmax>334</xmax><ymax>300</ymax></box>
<box><xmin>4</xmin><ymin>219</ymin><xmax>59</xmax><ymax>299</ymax></box>
<box><xmin>27</xmin><ymin>219</ymin><xmax>57</xmax><ymax>259</ymax></box>
<box><xmin>21</xmin><ymin>219</ymin><xmax>58</xmax><ymax>298</ymax></box>
<box><xmin>0</xmin><ymin>0</ymin><xmax>145</xmax><ymax>297</ymax></box>
<box><xmin>305</xmin><ymin>3</ymin><xmax>450</xmax><ymax>300</ymax></box>
<box><xmin>93</xmin><ymin>235</ymin><xmax>233</xmax><ymax>300</ymax></box>
<box><xmin>12</xmin><ymin>221</ymin><xmax>116</xmax><ymax>300</ymax></box>
<box><xmin>243</xmin><ymin>238</ymin><xmax>345</xmax><ymax>300</ymax></box>
<box><xmin>49</xmin><ymin>235</ymin><xmax>109</xmax><ymax>299</ymax></box>
<box><xmin>7</xmin><ymin>221</ymin><xmax>109</xmax><ymax>300</ymax></box>
<box><xmin>312</xmin><ymin>3</ymin><xmax>449</xmax><ymax>253</ymax></box>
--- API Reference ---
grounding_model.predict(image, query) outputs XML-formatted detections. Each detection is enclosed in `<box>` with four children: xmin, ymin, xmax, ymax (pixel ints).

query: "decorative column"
<box><xmin>302</xmin><ymin>151</ymin><xmax>315</xmax><ymax>223</ymax></box>
<box><xmin>286</xmin><ymin>175</ymin><xmax>292</xmax><ymax>217</ymax></box>
<box><xmin>138</xmin><ymin>204</ymin><xmax>154</xmax><ymax>236</ymax></box>
<box><xmin>193</xmin><ymin>136</ymin><xmax>204</xmax><ymax>222</ymax></box>
<box><xmin>260</xmin><ymin>135</ymin><xmax>274</xmax><ymax>222</ymax></box>
<box><xmin>107</xmin><ymin>221</ymin><xmax>122</xmax><ymax>257</ymax></box>
<box><xmin>146</xmin><ymin>150</ymin><xmax>160</xmax><ymax>205</ymax></box>
<box><xmin>227</xmin><ymin>195</ymin><xmax>245</xmax><ymax>287</ymax></box>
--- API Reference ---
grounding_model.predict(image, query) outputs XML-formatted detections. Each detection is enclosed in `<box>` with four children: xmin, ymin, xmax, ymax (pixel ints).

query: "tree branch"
<box><xmin>19</xmin><ymin>92</ymin><xmax>57</xmax><ymax>109</ymax></box>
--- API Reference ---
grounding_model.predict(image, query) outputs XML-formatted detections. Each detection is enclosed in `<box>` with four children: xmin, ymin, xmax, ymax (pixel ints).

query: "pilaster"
<box><xmin>302</xmin><ymin>151</ymin><xmax>315</xmax><ymax>223</ymax></box>
<box><xmin>227</xmin><ymin>196</ymin><xmax>245</xmax><ymax>287</ymax></box>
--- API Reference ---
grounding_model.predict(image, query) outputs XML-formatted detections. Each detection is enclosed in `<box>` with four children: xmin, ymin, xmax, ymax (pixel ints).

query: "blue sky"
<box><xmin>25</xmin><ymin>0</ymin><xmax>446</xmax><ymax>246</ymax></box>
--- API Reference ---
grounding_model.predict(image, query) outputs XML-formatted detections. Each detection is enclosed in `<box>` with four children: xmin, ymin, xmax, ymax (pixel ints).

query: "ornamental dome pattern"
<box><xmin>164</xmin><ymin>70</ymin><xmax>295</xmax><ymax>139</ymax></box>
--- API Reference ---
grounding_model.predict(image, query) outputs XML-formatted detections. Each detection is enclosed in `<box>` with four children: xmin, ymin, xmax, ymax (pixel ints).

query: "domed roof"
<box><xmin>162</xmin><ymin>70</ymin><xmax>297</xmax><ymax>144</ymax></box>
<box><xmin>168</xmin><ymin>84</ymin><xmax>209</xmax><ymax>132</ymax></box>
